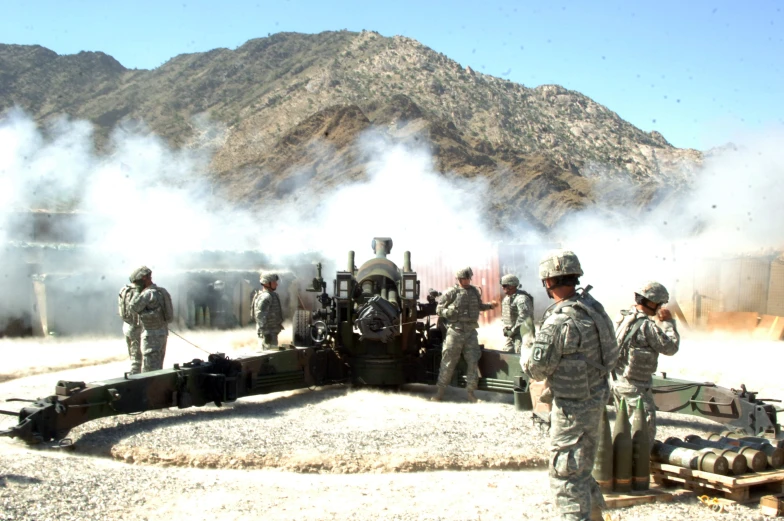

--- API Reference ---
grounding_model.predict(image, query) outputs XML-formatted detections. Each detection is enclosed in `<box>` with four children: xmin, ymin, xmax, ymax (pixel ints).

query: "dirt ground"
<box><xmin>1</xmin><ymin>327</ymin><xmax>782</xmax><ymax>520</ymax></box>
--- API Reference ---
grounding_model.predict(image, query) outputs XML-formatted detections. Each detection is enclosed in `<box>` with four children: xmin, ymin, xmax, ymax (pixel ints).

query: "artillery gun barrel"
<box><xmin>684</xmin><ymin>435</ymin><xmax>768</xmax><ymax>472</ymax></box>
<box><xmin>651</xmin><ymin>440</ymin><xmax>729</xmax><ymax>475</ymax></box>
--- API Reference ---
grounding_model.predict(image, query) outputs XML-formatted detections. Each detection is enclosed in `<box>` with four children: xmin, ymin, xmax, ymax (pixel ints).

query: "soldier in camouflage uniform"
<box><xmin>500</xmin><ymin>274</ymin><xmax>534</xmax><ymax>354</ymax></box>
<box><xmin>432</xmin><ymin>267</ymin><xmax>498</xmax><ymax>403</ymax></box>
<box><xmin>253</xmin><ymin>273</ymin><xmax>283</xmax><ymax>350</ymax></box>
<box><xmin>128</xmin><ymin>266</ymin><xmax>170</xmax><ymax>372</ymax></box>
<box><xmin>612</xmin><ymin>281</ymin><xmax>679</xmax><ymax>448</ymax></box>
<box><xmin>524</xmin><ymin>250</ymin><xmax>619</xmax><ymax>521</ymax></box>
<box><xmin>118</xmin><ymin>279</ymin><xmax>142</xmax><ymax>374</ymax></box>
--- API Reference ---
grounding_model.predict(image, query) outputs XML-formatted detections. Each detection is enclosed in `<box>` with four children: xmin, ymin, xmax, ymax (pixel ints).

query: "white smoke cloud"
<box><xmin>0</xmin><ymin>111</ymin><xmax>501</xmax><ymax>333</ymax></box>
<box><xmin>548</xmin><ymin>128</ymin><xmax>784</xmax><ymax>315</ymax></box>
<box><xmin>258</xmin><ymin>131</ymin><xmax>496</xmax><ymax>265</ymax></box>
<box><xmin>2</xmin><ymin>105</ymin><xmax>782</xmax><ymax>335</ymax></box>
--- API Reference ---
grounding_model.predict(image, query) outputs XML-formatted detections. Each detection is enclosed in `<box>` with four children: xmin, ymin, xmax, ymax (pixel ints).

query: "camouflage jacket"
<box><xmin>502</xmin><ymin>289</ymin><xmax>533</xmax><ymax>338</ymax></box>
<box><xmin>253</xmin><ymin>289</ymin><xmax>283</xmax><ymax>336</ymax></box>
<box><xmin>436</xmin><ymin>284</ymin><xmax>493</xmax><ymax>330</ymax></box>
<box><xmin>129</xmin><ymin>284</ymin><xmax>169</xmax><ymax>334</ymax></box>
<box><xmin>614</xmin><ymin>307</ymin><xmax>679</xmax><ymax>385</ymax></box>
<box><xmin>526</xmin><ymin>292</ymin><xmax>617</xmax><ymax>400</ymax></box>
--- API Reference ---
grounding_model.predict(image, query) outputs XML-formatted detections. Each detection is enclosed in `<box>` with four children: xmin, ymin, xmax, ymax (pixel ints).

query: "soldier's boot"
<box><xmin>466</xmin><ymin>390</ymin><xmax>478</xmax><ymax>403</ymax></box>
<box><xmin>430</xmin><ymin>387</ymin><xmax>446</xmax><ymax>402</ymax></box>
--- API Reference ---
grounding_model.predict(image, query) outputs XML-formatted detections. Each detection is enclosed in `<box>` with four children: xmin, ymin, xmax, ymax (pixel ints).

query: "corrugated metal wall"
<box><xmin>739</xmin><ymin>258</ymin><xmax>771</xmax><ymax>312</ymax></box>
<box><xmin>688</xmin><ymin>258</ymin><xmax>722</xmax><ymax>326</ymax></box>
<box><xmin>413</xmin><ymin>251</ymin><xmax>501</xmax><ymax>326</ymax></box>
<box><xmin>767</xmin><ymin>259</ymin><xmax>784</xmax><ymax>317</ymax></box>
<box><xmin>411</xmin><ymin>244</ymin><xmax>553</xmax><ymax>326</ymax></box>
<box><xmin>683</xmin><ymin>256</ymin><xmax>782</xmax><ymax>325</ymax></box>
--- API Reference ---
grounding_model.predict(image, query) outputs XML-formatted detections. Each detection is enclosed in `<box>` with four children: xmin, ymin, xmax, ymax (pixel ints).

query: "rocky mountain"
<box><xmin>0</xmin><ymin>30</ymin><xmax>702</xmax><ymax>230</ymax></box>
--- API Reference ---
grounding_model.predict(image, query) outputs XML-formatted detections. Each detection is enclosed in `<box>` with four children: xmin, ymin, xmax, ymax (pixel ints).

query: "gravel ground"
<box><xmin>1</xmin><ymin>329</ymin><xmax>782</xmax><ymax>520</ymax></box>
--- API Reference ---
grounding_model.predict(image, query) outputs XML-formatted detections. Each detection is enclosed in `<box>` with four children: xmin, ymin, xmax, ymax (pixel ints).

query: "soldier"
<box><xmin>612</xmin><ymin>281</ymin><xmax>680</xmax><ymax>447</ymax></box>
<box><xmin>523</xmin><ymin>250</ymin><xmax>619</xmax><ymax>521</ymax></box>
<box><xmin>432</xmin><ymin>267</ymin><xmax>498</xmax><ymax>403</ymax></box>
<box><xmin>128</xmin><ymin>266</ymin><xmax>173</xmax><ymax>372</ymax></box>
<box><xmin>253</xmin><ymin>272</ymin><xmax>283</xmax><ymax>350</ymax></box>
<box><xmin>118</xmin><ymin>279</ymin><xmax>142</xmax><ymax>374</ymax></box>
<box><xmin>500</xmin><ymin>274</ymin><xmax>534</xmax><ymax>354</ymax></box>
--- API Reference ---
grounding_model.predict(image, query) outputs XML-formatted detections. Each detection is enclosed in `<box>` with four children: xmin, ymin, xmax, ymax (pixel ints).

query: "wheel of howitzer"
<box><xmin>293</xmin><ymin>309</ymin><xmax>313</xmax><ymax>347</ymax></box>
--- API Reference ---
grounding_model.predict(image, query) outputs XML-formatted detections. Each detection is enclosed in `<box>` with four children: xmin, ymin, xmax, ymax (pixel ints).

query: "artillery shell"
<box><xmin>720</xmin><ymin>430</ymin><xmax>784</xmax><ymax>449</ymax></box>
<box><xmin>613</xmin><ymin>398</ymin><xmax>633</xmax><ymax>492</ymax></box>
<box><xmin>651</xmin><ymin>440</ymin><xmax>729</xmax><ymax>475</ymax></box>
<box><xmin>592</xmin><ymin>405</ymin><xmax>613</xmax><ymax>493</ymax></box>
<box><xmin>708</xmin><ymin>434</ymin><xmax>784</xmax><ymax>468</ymax></box>
<box><xmin>665</xmin><ymin>437</ymin><xmax>747</xmax><ymax>475</ymax></box>
<box><xmin>631</xmin><ymin>399</ymin><xmax>650</xmax><ymax>491</ymax></box>
<box><xmin>686</xmin><ymin>434</ymin><xmax>768</xmax><ymax>472</ymax></box>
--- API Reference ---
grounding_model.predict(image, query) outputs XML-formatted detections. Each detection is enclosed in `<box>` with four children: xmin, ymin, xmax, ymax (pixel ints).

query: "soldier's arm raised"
<box><xmin>643</xmin><ymin>317</ymin><xmax>679</xmax><ymax>356</ymax></box>
<box><xmin>128</xmin><ymin>288</ymin><xmax>154</xmax><ymax>313</ymax></box>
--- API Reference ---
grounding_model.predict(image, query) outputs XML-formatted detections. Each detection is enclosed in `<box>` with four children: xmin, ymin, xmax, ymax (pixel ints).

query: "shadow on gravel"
<box><xmin>0</xmin><ymin>473</ymin><xmax>43</xmax><ymax>486</ymax></box>
<box><xmin>73</xmin><ymin>385</ymin><xmax>352</xmax><ymax>451</ymax></box>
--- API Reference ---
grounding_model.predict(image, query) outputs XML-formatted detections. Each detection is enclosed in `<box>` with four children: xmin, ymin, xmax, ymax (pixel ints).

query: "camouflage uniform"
<box><xmin>254</xmin><ymin>274</ymin><xmax>283</xmax><ymax>350</ymax></box>
<box><xmin>612</xmin><ymin>282</ymin><xmax>680</xmax><ymax>447</ymax></box>
<box><xmin>501</xmin><ymin>275</ymin><xmax>534</xmax><ymax>354</ymax></box>
<box><xmin>524</xmin><ymin>251</ymin><xmax>619</xmax><ymax>521</ymax></box>
<box><xmin>435</xmin><ymin>268</ymin><xmax>494</xmax><ymax>394</ymax></box>
<box><xmin>129</xmin><ymin>282</ymin><xmax>170</xmax><ymax>372</ymax></box>
<box><xmin>118</xmin><ymin>284</ymin><xmax>143</xmax><ymax>374</ymax></box>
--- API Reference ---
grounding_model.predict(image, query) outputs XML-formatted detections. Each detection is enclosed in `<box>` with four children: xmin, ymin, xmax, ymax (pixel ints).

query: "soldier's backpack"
<box><xmin>554</xmin><ymin>287</ymin><xmax>619</xmax><ymax>374</ymax></box>
<box><xmin>158</xmin><ymin>287</ymin><xmax>174</xmax><ymax>324</ymax></box>
<box><xmin>518</xmin><ymin>289</ymin><xmax>536</xmax><ymax>336</ymax></box>
<box><xmin>118</xmin><ymin>285</ymin><xmax>137</xmax><ymax>323</ymax></box>
<box><xmin>250</xmin><ymin>290</ymin><xmax>261</xmax><ymax>320</ymax></box>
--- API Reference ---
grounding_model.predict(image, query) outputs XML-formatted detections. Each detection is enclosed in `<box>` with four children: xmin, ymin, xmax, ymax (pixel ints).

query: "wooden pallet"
<box><xmin>651</xmin><ymin>462</ymin><xmax>784</xmax><ymax>502</ymax></box>
<box><xmin>603</xmin><ymin>484</ymin><xmax>694</xmax><ymax>508</ymax></box>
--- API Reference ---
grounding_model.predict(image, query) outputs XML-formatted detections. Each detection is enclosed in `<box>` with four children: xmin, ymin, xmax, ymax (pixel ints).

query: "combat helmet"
<box><xmin>455</xmin><ymin>267</ymin><xmax>473</xmax><ymax>279</ymax></box>
<box><xmin>260</xmin><ymin>272</ymin><xmax>280</xmax><ymax>285</ymax></box>
<box><xmin>500</xmin><ymin>274</ymin><xmax>520</xmax><ymax>287</ymax></box>
<box><xmin>538</xmin><ymin>250</ymin><xmax>583</xmax><ymax>280</ymax></box>
<box><xmin>130</xmin><ymin>266</ymin><xmax>152</xmax><ymax>283</ymax></box>
<box><xmin>636</xmin><ymin>281</ymin><xmax>669</xmax><ymax>304</ymax></box>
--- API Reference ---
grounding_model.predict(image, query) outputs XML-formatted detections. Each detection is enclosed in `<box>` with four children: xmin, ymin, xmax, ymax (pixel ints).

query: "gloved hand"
<box><xmin>503</xmin><ymin>327</ymin><xmax>511</xmax><ymax>337</ymax></box>
<box><xmin>444</xmin><ymin>306</ymin><xmax>458</xmax><ymax>321</ymax></box>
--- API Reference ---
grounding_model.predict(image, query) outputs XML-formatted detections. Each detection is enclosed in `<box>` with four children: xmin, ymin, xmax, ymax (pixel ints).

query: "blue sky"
<box><xmin>2</xmin><ymin>0</ymin><xmax>782</xmax><ymax>151</ymax></box>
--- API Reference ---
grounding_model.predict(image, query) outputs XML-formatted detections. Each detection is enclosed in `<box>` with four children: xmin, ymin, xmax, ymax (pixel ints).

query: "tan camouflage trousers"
<box><xmin>141</xmin><ymin>332</ymin><xmax>168</xmax><ymax>372</ymax></box>
<box><xmin>125</xmin><ymin>328</ymin><xmax>142</xmax><ymax>375</ymax></box>
<box><xmin>612</xmin><ymin>376</ymin><xmax>657</xmax><ymax>449</ymax></box>
<box><xmin>258</xmin><ymin>333</ymin><xmax>279</xmax><ymax>351</ymax></box>
<box><xmin>550</xmin><ymin>383</ymin><xmax>609</xmax><ymax>521</ymax></box>
<box><xmin>436</xmin><ymin>327</ymin><xmax>481</xmax><ymax>391</ymax></box>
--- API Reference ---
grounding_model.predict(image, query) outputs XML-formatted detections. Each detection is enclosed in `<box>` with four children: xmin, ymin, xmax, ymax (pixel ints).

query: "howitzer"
<box><xmin>1</xmin><ymin>237</ymin><xmax>782</xmax><ymax>445</ymax></box>
<box><xmin>651</xmin><ymin>374</ymin><xmax>782</xmax><ymax>438</ymax></box>
<box><xmin>0</xmin><ymin>238</ymin><xmax>522</xmax><ymax>445</ymax></box>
